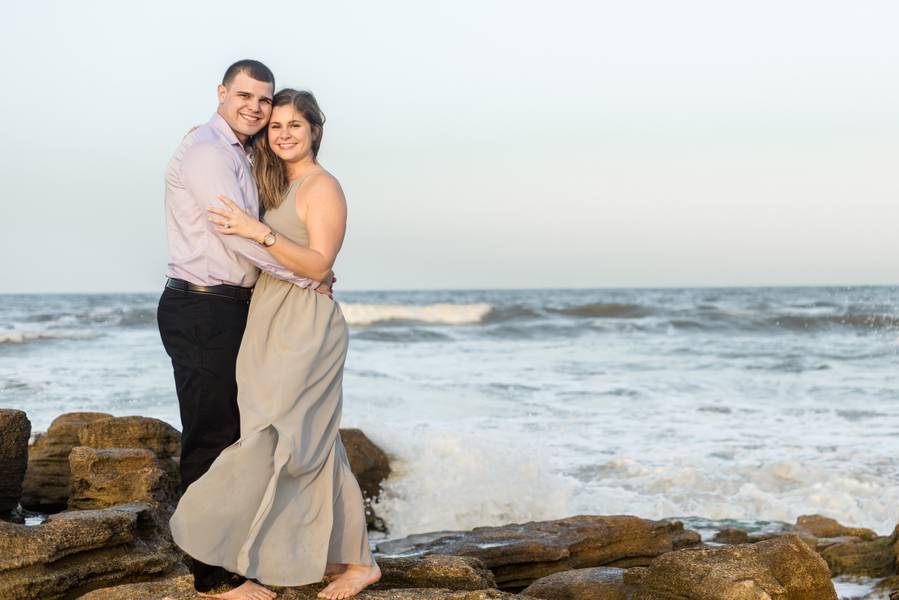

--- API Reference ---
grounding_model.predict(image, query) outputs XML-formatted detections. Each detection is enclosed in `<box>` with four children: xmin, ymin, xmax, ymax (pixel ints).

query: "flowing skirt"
<box><xmin>170</xmin><ymin>273</ymin><xmax>374</xmax><ymax>586</ymax></box>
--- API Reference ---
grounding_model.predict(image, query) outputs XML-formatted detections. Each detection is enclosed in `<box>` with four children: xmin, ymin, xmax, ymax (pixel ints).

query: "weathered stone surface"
<box><xmin>78</xmin><ymin>550</ymin><xmax>491</xmax><ymax>599</ymax></box>
<box><xmin>340</xmin><ymin>428</ymin><xmax>391</xmax><ymax>501</ymax></box>
<box><xmin>20</xmin><ymin>411</ymin><xmax>112</xmax><ymax>511</ymax></box>
<box><xmin>0</xmin><ymin>408</ymin><xmax>31</xmax><ymax>513</ymax></box>
<box><xmin>78</xmin><ymin>415</ymin><xmax>181</xmax><ymax>458</ymax></box>
<box><xmin>815</xmin><ymin>535</ymin><xmax>866</xmax><ymax>552</ymax></box>
<box><xmin>624</xmin><ymin>566</ymin><xmax>648</xmax><ymax>586</ymax></box>
<box><xmin>633</xmin><ymin>535</ymin><xmax>837</xmax><ymax>600</ymax></box>
<box><xmin>340</xmin><ymin>428</ymin><xmax>391</xmax><ymax>531</ymax></box>
<box><xmin>875</xmin><ymin>575</ymin><xmax>899</xmax><ymax>595</ymax></box>
<box><xmin>819</xmin><ymin>525</ymin><xmax>898</xmax><ymax>577</ymax></box>
<box><xmin>79</xmin><ymin>576</ymin><xmax>517</xmax><ymax>600</ymax></box>
<box><xmin>68</xmin><ymin>446</ymin><xmax>179</xmax><ymax>511</ymax></box>
<box><xmin>0</xmin><ymin>504</ymin><xmax>140</xmax><ymax>571</ymax></box>
<box><xmin>520</xmin><ymin>566</ymin><xmax>633</xmax><ymax>599</ymax></box>
<box><xmin>376</xmin><ymin>515</ymin><xmax>701</xmax><ymax>589</ymax></box>
<box><xmin>796</xmin><ymin>515</ymin><xmax>878</xmax><ymax>541</ymax></box>
<box><xmin>0</xmin><ymin>503</ymin><xmax>180</xmax><ymax>600</ymax></box>
<box><xmin>712</xmin><ymin>527</ymin><xmax>749</xmax><ymax>545</ymax></box>
<box><xmin>748</xmin><ymin>526</ymin><xmax>818</xmax><ymax>549</ymax></box>
<box><xmin>374</xmin><ymin>555</ymin><xmax>496</xmax><ymax>590</ymax></box>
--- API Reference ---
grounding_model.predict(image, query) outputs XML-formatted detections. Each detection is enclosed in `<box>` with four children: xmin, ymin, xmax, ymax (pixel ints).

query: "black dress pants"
<box><xmin>157</xmin><ymin>285</ymin><xmax>250</xmax><ymax>592</ymax></box>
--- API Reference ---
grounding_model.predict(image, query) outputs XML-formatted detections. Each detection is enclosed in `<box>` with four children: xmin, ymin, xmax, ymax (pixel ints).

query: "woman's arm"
<box><xmin>208</xmin><ymin>174</ymin><xmax>346</xmax><ymax>284</ymax></box>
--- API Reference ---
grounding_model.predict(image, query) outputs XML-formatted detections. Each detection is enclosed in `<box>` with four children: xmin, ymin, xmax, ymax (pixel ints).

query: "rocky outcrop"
<box><xmin>520</xmin><ymin>566</ymin><xmax>634</xmax><ymax>599</ymax></box>
<box><xmin>875</xmin><ymin>576</ymin><xmax>899</xmax><ymax>597</ymax></box>
<box><xmin>711</xmin><ymin>527</ymin><xmax>749</xmax><ymax>545</ymax></box>
<box><xmin>819</xmin><ymin>524</ymin><xmax>898</xmax><ymax>577</ymax></box>
<box><xmin>632</xmin><ymin>535</ymin><xmax>837</xmax><ymax>600</ymax></box>
<box><xmin>68</xmin><ymin>446</ymin><xmax>179</xmax><ymax>511</ymax></box>
<box><xmin>796</xmin><ymin>514</ymin><xmax>878</xmax><ymax>541</ymax></box>
<box><xmin>0</xmin><ymin>503</ymin><xmax>180</xmax><ymax>600</ymax></box>
<box><xmin>78</xmin><ymin>555</ymin><xmax>497</xmax><ymax>598</ymax></box>
<box><xmin>340</xmin><ymin>429</ymin><xmax>391</xmax><ymax>500</ymax></box>
<box><xmin>376</xmin><ymin>515</ymin><xmax>701</xmax><ymax>589</ymax></box>
<box><xmin>78</xmin><ymin>575</ymin><xmax>517</xmax><ymax>600</ymax></box>
<box><xmin>374</xmin><ymin>555</ymin><xmax>496</xmax><ymax>590</ymax></box>
<box><xmin>78</xmin><ymin>415</ymin><xmax>181</xmax><ymax>458</ymax></box>
<box><xmin>20</xmin><ymin>412</ymin><xmax>111</xmax><ymax>511</ymax></box>
<box><xmin>747</xmin><ymin>526</ymin><xmax>818</xmax><ymax>549</ymax></box>
<box><xmin>340</xmin><ymin>428</ymin><xmax>391</xmax><ymax>531</ymax></box>
<box><xmin>0</xmin><ymin>409</ymin><xmax>31</xmax><ymax>515</ymax></box>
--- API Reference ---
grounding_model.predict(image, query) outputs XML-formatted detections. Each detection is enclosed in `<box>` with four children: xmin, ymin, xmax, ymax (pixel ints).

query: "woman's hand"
<box><xmin>207</xmin><ymin>195</ymin><xmax>271</xmax><ymax>243</ymax></box>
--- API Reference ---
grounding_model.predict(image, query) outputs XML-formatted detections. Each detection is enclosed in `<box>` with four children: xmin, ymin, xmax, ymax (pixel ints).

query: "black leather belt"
<box><xmin>165</xmin><ymin>278</ymin><xmax>253</xmax><ymax>302</ymax></box>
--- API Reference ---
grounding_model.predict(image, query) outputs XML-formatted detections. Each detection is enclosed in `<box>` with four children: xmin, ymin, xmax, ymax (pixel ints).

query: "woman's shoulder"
<box><xmin>296</xmin><ymin>169</ymin><xmax>344</xmax><ymax>202</ymax></box>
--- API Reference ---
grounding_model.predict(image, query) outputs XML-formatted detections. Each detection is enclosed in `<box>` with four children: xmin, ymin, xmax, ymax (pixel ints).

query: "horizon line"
<box><xmin>2</xmin><ymin>281</ymin><xmax>897</xmax><ymax>296</ymax></box>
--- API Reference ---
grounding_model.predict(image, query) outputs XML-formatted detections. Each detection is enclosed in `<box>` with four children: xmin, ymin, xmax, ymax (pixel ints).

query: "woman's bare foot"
<box><xmin>198</xmin><ymin>580</ymin><xmax>277</xmax><ymax>600</ymax></box>
<box><xmin>316</xmin><ymin>562</ymin><xmax>381</xmax><ymax>599</ymax></box>
<box><xmin>323</xmin><ymin>563</ymin><xmax>348</xmax><ymax>583</ymax></box>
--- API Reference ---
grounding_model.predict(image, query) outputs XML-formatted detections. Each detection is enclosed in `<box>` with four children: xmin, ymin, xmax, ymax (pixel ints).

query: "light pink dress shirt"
<box><xmin>163</xmin><ymin>112</ymin><xmax>314</xmax><ymax>288</ymax></box>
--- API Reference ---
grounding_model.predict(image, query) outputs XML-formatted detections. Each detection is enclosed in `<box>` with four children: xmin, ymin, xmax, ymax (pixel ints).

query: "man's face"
<box><xmin>217</xmin><ymin>71</ymin><xmax>274</xmax><ymax>143</ymax></box>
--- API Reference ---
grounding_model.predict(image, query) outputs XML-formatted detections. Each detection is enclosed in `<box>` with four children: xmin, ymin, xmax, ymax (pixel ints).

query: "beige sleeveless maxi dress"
<box><xmin>170</xmin><ymin>178</ymin><xmax>374</xmax><ymax>586</ymax></box>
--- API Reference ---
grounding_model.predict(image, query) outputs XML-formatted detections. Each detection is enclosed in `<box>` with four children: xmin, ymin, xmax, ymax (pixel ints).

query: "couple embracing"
<box><xmin>157</xmin><ymin>59</ymin><xmax>381</xmax><ymax>600</ymax></box>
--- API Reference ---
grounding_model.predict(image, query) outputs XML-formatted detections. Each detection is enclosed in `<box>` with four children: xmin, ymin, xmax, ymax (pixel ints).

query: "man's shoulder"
<box><xmin>179</xmin><ymin>129</ymin><xmax>237</xmax><ymax>171</ymax></box>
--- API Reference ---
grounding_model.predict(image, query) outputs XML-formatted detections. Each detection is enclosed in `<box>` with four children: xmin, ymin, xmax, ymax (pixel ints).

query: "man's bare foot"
<box><xmin>316</xmin><ymin>562</ymin><xmax>381</xmax><ymax>599</ymax></box>
<box><xmin>323</xmin><ymin>563</ymin><xmax>348</xmax><ymax>583</ymax></box>
<box><xmin>198</xmin><ymin>580</ymin><xmax>277</xmax><ymax>600</ymax></box>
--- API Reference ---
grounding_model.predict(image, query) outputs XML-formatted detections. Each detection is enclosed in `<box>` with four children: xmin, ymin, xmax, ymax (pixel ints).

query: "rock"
<box><xmin>340</xmin><ymin>428</ymin><xmax>391</xmax><ymax>531</ymax></box>
<box><xmin>79</xmin><ymin>550</ymin><xmax>492</xmax><ymax>600</ymax></box>
<box><xmin>340</xmin><ymin>428</ymin><xmax>391</xmax><ymax>500</ymax></box>
<box><xmin>0</xmin><ymin>409</ymin><xmax>31</xmax><ymax>513</ymax></box>
<box><xmin>796</xmin><ymin>515</ymin><xmax>878</xmax><ymax>541</ymax></box>
<box><xmin>0</xmin><ymin>503</ymin><xmax>180</xmax><ymax>600</ymax></box>
<box><xmin>819</xmin><ymin>525</ymin><xmax>898</xmax><ymax>577</ymax></box>
<box><xmin>79</xmin><ymin>576</ymin><xmax>518</xmax><ymax>600</ymax></box>
<box><xmin>520</xmin><ymin>566</ymin><xmax>634</xmax><ymax>599</ymax></box>
<box><xmin>632</xmin><ymin>534</ymin><xmax>837</xmax><ymax>600</ymax></box>
<box><xmin>374</xmin><ymin>555</ymin><xmax>496</xmax><ymax>590</ymax></box>
<box><xmin>78</xmin><ymin>415</ymin><xmax>181</xmax><ymax>458</ymax></box>
<box><xmin>875</xmin><ymin>575</ymin><xmax>899</xmax><ymax>595</ymax></box>
<box><xmin>376</xmin><ymin>515</ymin><xmax>701</xmax><ymax>589</ymax></box>
<box><xmin>68</xmin><ymin>446</ymin><xmax>179</xmax><ymax>511</ymax></box>
<box><xmin>815</xmin><ymin>535</ymin><xmax>867</xmax><ymax>552</ymax></box>
<box><xmin>624</xmin><ymin>567</ymin><xmax>648</xmax><ymax>585</ymax></box>
<box><xmin>20</xmin><ymin>411</ymin><xmax>112</xmax><ymax>511</ymax></box>
<box><xmin>748</xmin><ymin>526</ymin><xmax>818</xmax><ymax>549</ymax></box>
<box><xmin>712</xmin><ymin>527</ymin><xmax>749</xmax><ymax>545</ymax></box>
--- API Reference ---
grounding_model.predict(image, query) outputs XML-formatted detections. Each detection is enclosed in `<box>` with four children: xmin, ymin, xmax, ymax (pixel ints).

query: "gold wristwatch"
<box><xmin>261</xmin><ymin>230</ymin><xmax>277</xmax><ymax>247</ymax></box>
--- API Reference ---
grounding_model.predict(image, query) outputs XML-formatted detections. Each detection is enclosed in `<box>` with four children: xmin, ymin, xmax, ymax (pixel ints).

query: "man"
<box><xmin>157</xmin><ymin>59</ymin><xmax>330</xmax><ymax>600</ymax></box>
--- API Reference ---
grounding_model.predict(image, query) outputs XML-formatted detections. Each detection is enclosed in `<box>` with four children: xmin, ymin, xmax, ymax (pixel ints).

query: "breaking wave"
<box><xmin>340</xmin><ymin>303</ymin><xmax>493</xmax><ymax>326</ymax></box>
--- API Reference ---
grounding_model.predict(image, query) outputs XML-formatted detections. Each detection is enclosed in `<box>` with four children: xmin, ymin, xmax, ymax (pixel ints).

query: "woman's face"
<box><xmin>267</xmin><ymin>105</ymin><xmax>315</xmax><ymax>163</ymax></box>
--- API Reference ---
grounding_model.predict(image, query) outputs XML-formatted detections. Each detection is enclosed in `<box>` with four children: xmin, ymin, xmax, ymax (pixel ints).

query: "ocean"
<box><xmin>1</xmin><ymin>286</ymin><xmax>897</xmax><ymax>540</ymax></box>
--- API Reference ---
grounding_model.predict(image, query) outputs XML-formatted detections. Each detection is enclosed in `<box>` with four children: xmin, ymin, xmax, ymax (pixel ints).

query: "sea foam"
<box><xmin>340</xmin><ymin>303</ymin><xmax>492</xmax><ymax>326</ymax></box>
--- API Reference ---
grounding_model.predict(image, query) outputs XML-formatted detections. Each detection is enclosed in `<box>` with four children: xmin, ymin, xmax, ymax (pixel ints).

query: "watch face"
<box><xmin>264</xmin><ymin>233</ymin><xmax>275</xmax><ymax>246</ymax></box>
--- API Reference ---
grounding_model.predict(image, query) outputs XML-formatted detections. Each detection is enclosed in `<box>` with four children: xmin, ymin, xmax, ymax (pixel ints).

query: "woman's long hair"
<box><xmin>253</xmin><ymin>89</ymin><xmax>326</xmax><ymax>212</ymax></box>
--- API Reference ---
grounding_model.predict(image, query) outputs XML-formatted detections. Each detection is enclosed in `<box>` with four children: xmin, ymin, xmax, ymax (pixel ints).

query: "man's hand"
<box><xmin>313</xmin><ymin>271</ymin><xmax>336</xmax><ymax>298</ymax></box>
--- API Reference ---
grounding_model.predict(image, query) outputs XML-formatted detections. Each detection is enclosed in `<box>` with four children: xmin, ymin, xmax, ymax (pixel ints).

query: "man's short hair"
<box><xmin>222</xmin><ymin>59</ymin><xmax>275</xmax><ymax>88</ymax></box>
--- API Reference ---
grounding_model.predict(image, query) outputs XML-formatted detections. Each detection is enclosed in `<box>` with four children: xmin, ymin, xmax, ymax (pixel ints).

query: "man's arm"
<box><xmin>180</xmin><ymin>143</ymin><xmax>321</xmax><ymax>285</ymax></box>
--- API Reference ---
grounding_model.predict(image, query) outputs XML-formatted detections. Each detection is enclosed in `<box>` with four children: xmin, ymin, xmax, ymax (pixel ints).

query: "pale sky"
<box><xmin>2</xmin><ymin>0</ymin><xmax>897</xmax><ymax>293</ymax></box>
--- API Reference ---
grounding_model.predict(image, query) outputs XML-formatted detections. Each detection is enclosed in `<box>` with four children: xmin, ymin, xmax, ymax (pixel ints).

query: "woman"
<box><xmin>169</xmin><ymin>89</ymin><xmax>381</xmax><ymax>600</ymax></box>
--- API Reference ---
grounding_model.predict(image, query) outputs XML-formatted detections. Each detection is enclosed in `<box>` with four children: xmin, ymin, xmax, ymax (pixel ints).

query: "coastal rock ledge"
<box><xmin>5</xmin><ymin>410</ymin><xmax>893</xmax><ymax>600</ymax></box>
<box><xmin>633</xmin><ymin>534</ymin><xmax>837</xmax><ymax>600</ymax></box>
<box><xmin>0</xmin><ymin>503</ymin><xmax>179</xmax><ymax>600</ymax></box>
<box><xmin>375</xmin><ymin>514</ymin><xmax>701</xmax><ymax>589</ymax></box>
